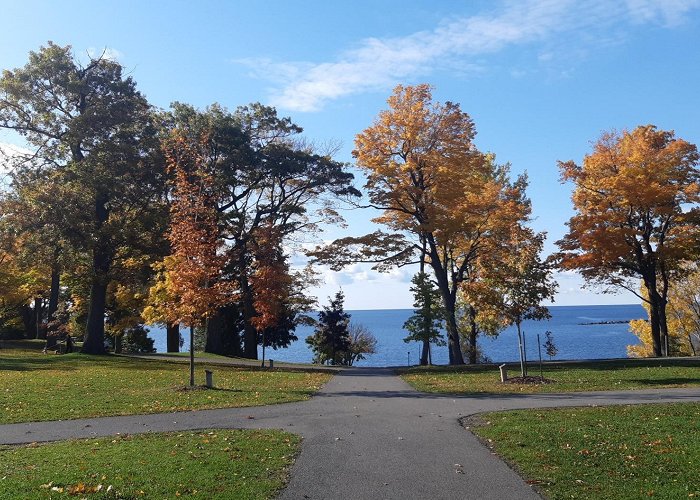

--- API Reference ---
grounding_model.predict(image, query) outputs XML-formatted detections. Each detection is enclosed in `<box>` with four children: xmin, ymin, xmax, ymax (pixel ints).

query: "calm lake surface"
<box><xmin>148</xmin><ymin>304</ymin><xmax>647</xmax><ymax>367</ymax></box>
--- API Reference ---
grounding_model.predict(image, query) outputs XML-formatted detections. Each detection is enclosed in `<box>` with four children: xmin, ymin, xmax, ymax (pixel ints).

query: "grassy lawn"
<box><xmin>470</xmin><ymin>403</ymin><xmax>700</xmax><ymax>499</ymax></box>
<box><xmin>0</xmin><ymin>350</ymin><xmax>331</xmax><ymax>424</ymax></box>
<box><xmin>399</xmin><ymin>358</ymin><xmax>700</xmax><ymax>394</ymax></box>
<box><xmin>0</xmin><ymin>429</ymin><xmax>299</xmax><ymax>499</ymax></box>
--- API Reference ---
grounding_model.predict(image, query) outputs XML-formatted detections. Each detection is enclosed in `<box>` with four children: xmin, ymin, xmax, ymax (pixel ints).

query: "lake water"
<box><xmin>148</xmin><ymin>304</ymin><xmax>647</xmax><ymax>366</ymax></box>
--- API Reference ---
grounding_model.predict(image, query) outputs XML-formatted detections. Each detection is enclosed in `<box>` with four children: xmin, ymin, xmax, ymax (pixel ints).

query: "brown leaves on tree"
<box><xmin>161</xmin><ymin>131</ymin><xmax>237</xmax><ymax>328</ymax></box>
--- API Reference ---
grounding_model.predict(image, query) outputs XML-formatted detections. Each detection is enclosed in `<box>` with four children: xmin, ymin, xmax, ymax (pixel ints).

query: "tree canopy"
<box><xmin>558</xmin><ymin>125</ymin><xmax>700</xmax><ymax>356</ymax></box>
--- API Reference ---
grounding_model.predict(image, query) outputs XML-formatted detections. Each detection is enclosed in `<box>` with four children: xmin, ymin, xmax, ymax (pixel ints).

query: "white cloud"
<box><xmin>86</xmin><ymin>47</ymin><xmax>123</xmax><ymax>62</ymax></box>
<box><xmin>236</xmin><ymin>0</ymin><xmax>699</xmax><ymax>112</ymax></box>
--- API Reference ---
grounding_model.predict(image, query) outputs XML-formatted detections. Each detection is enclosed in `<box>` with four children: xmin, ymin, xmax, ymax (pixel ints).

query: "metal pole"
<box><xmin>537</xmin><ymin>333</ymin><xmax>543</xmax><ymax>380</ymax></box>
<box><xmin>407</xmin><ymin>351</ymin><xmax>410</xmax><ymax>367</ymax></box>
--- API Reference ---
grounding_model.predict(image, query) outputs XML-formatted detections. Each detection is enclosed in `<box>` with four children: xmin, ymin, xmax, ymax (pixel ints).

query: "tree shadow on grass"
<box><xmin>630</xmin><ymin>377</ymin><xmax>700</xmax><ymax>386</ymax></box>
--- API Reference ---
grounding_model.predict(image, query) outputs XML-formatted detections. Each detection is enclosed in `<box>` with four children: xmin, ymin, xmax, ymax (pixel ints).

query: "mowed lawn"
<box><xmin>0</xmin><ymin>350</ymin><xmax>331</xmax><ymax>424</ymax></box>
<box><xmin>471</xmin><ymin>403</ymin><xmax>700</xmax><ymax>499</ymax></box>
<box><xmin>0</xmin><ymin>429</ymin><xmax>299</xmax><ymax>499</ymax></box>
<box><xmin>399</xmin><ymin>358</ymin><xmax>700</xmax><ymax>394</ymax></box>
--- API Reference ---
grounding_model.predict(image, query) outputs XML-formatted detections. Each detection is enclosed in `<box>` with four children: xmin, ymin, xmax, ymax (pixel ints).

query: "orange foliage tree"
<box><xmin>313</xmin><ymin>84</ymin><xmax>533</xmax><ymax>365</ymax></box>
<box><xmin>557</xmin><ymin>125</ymin><xmax>700</xmax><ymax>356</ymax></box>
<box><xmin>249</xmin><ymin>222</ymin><xmax>291</xmax><ymax>367</ymax></box>
<box><xmin>161</xmin><ymin>131</ymin><xmax>236</xmax><ymax>384</ymax></box>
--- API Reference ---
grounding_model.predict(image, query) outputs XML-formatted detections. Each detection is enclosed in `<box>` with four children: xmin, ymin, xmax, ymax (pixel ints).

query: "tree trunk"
<box><xmin>467</xmin><ymin>305</ymin><xmax>478</xmax><ymax>364</ymax></box>
<box><xmin>82</xmin><ymin>272</ymin><xmax>108</xmax><ymax>354</ymax></box>
<box><xmin>240</xmin><ymin>271</ymin><xmax>258</xmax><ymax>359</ymax></box>
<box><xmin>166</xmin><ymin>323</ymin><xmax>180</xmax><ymax>353</ymax></box>
<box><xmin>189</xmin><ymin>326</ymin><xmax>195</xmax><ymax>387</ymax></box>
<box><xmin>643</xmin><ymin>274</ymin><xmax>663</xmax><ymax>357</ymax></box>
<box><xmin>427</xmin><ymin>246</ymin><xmax>464</xmax><ymax>365</ymax></box>
<box><xmin>47</xmin><ymin>249</ymin><xmax>60</xmax><ymax>322</ymax></box>
<box><xmin>18</xmin><ymin>304</ymin><xmax>34</xmax><ymax>338</ymax></box>
<box><xmin>658</xmin><ymin>296</ymin><xmax>669</xmax><ymax>356</ymax></box>
<box><xmin>418</xmin><ymin>238</ymin><xmax>430</xmax><ymax>366</ymax></box>
<box><xmin>34</xmin><ymin>297</ymin><xmax>43</xmax><ymax>339</ymax></box>
<box><xmin>205</xmin><ymin>309</ymin><xmax>226</xmax><ymax>354</ymax></box>
<box><xmin>420</xmin><ymin>339</ymin><xmax>430</xmax><ymax>365</ymax></box>
<box><xmin>442</xmin><ymin>297</ymin><xmax>465</xmax><ymax>365</ymax></box>
<box><xmin>82</xmin><ymin>194</ymin><xmax>111</xmax><ymax>355</ymax></box>
<box><xmin>516</xmin><ymin>320</ymin><xmax>526</xmax><ymax>377</ymax></box>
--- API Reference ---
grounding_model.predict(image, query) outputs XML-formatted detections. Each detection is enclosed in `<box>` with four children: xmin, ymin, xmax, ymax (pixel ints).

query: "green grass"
<box><xmin>470</xmin><ymin>403</ymin><xmax>700</xmax><ymax>499</ymax></box>
<box><xmin>0</xmin><ymin>351</ymin><xmax>331</xmax><ymax>424</ymax></box>
<box><xmin>399</xmin><ymin>359</ymin><xmax>700</xmax><ymax>394</ymax></box>
<box><xmin>0</xmin><ymin>429</ymin><xmax>299</xmax><ymax>499</ymax></box>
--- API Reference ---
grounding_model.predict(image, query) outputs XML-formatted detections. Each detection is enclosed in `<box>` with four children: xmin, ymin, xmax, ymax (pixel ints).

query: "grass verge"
<box><xmin>0</xmin><ymin>351</ymin><xmax>330</xmax><ymax>424</ymax></box>
<box><xmin>399</xmin><ymin>358</ymin><xmax>700</xmax><ymax>394</ymax></box>
<box><xmin>470</xmin><ymin>403</ymin><xmax>700</xmax><ymax>499</ymax></box>
<box><xmin>0</xmin><ymin>429</ymin><xmax>299</xmax><ymax>499</ymax></box>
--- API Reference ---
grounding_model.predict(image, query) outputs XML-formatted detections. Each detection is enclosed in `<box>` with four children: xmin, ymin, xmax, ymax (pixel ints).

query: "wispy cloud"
<box><xmin>235</xmin><ymin>0</ymin><xmax>699</xmax><ymax>112</ymax></box>
<box><xmin>86</xmin><ymin>47</ymin><xmax>123</xmax><ymax>62</ymax></box>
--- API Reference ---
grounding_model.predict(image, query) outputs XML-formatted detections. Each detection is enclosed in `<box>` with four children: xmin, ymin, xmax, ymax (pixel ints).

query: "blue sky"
<box><xmin>1</xmin><ymin>0</ymin><xmax>699</xmax><ymax>309</ymax></box>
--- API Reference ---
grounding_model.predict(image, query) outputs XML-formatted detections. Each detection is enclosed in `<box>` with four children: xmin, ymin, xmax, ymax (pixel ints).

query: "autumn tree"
<box><xmin>0</xmin><ymin>43</ymin><xmax>166</xmax><ymax>353</ymax></box>
<box><xmin>161</xmin><ymin>131</ymin><xmax>235</xmax><ymax>385</ymax></box>
<box><xmin>312</xmin><ymin>85</ymin><xmax>532</xmax><ymax>365</ymax></box>
<box><xmin>558</xmin><ymin>125</ymin><xmax>700</xmax><ymax>357</ymax></box>
<box><xmin>167</xmin><ymin>103</ymin><xmax>359</xmax><ymax>358</ymax></box>
<box><xmin>629</xmin><ymin>268</ymin><xmax>700</xmax><ymax>357</ymax></box>
<box><xmin>250</xmin><ymin>222</ymin><xmax>292</xmax><ymax>367</ymax></box>
<box><xmin>488</xmin><ymin>230</ymin><xmax>557</xmax><ymax>376</ymax></box>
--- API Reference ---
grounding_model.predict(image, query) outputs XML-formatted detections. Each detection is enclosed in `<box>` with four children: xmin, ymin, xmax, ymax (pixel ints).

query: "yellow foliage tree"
<box><xmin>558</xmin><ymin>125</ymin><xmax>700</xmax><ymax>357</ymax></box>
<box><xmin>315</xmin><ymin>84</ymin><xmax>533</xmax><ymax>365</ymax></box>
<box><xmin>629</xmin><ymin>270</ymin><xmax>700</xmax><ymax>357</ymax></box>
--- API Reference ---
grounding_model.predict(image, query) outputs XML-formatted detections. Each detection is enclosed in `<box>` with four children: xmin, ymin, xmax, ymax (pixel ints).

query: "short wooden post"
<box><xmin>499</xmin><ymin>364</ymin><xmax>508</xmax><ymax>383</ymax></box>
<box><xmin>205</xmin><ymin>369</ymin><xmax>214</xmax><ymax>388</ymax></box>
<box><xmin>269</xmin><ymin>359</ymin><xmax>274</xmax><ymax>369</ymax></box>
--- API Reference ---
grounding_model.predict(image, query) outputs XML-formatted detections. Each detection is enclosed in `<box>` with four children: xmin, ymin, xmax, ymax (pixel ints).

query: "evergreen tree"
<box><xmin>402</xmin><ymin>272</ymin><xmax>445</xmax><ymax>365</ymax></box>
<box><xmin>306</xmin><ymin>291</ymin><xmax>351</xmax><ymax>365</ymax></box>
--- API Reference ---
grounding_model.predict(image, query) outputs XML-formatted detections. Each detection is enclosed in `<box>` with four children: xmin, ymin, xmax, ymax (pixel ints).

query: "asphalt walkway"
<box><xmin>2</xmin><ymin>368</ymin><xmax>700</xmax><ymax>499</ymax></box>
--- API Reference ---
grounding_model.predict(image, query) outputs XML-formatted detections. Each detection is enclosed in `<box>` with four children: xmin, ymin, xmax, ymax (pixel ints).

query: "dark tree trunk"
<box><xmin>467</xmin><ymin>305</ymin><xmax>478</xmax><ymax>364</ymax></box>
<box><xmin>426</xmin><ymin>239</ymin><xmax>465</xmax><ymax>365</ymax></box>
<box><xmin>82</xmin><ymin>272</ymin><xmax>108</xmax><ymax>354</ymax></box>
<box><xmin>240</xmin><ymin>271</ymin><xmax>258</xmax><ymax>359</ymax></box>
<box><xmin>205</xmin><ymin>309</ymin><xmax>226</xmax><ymax>354</ymax></box>
<box><xmin>82</xmin><ymin>194</ymin><xmax>111</xmax><ymax>355</ymax></box>
<box><xmin>420</xmin><ymin>339</ymin><xmax>430</xmax><ymax>365</ymax></box>
<box><xmin>418</xmin><ymin>238</ymin><xmax>429</xmax><ymax>366</ymax></box>
<box><xmin>643</xmin><ymin>273</ymin><xmax>663</xmax><ymax>357</ymax></box>
<box><xmin>442</xmin><ymin>297</ymin><xmax>464</xmax><ymax>365</ymax></box>
<box><xmin>658</xmin><ymin>296</ymin><xmax>669</xmax><ymax>356</ymax></box>
<box><xmin>47</xmin><ymin>249</ymin><xmax>60</xmax><ymax>322</ymax></box>
<box><xmin>34</xmin><ymin>298</ymin><xmax>43</xmax><ymax>339</ymax></box>
<box><xmin>205</xmin><ymin>307</ymin><xmax>243</xmax><ymax>356</ymax></box>
<box><xmin>166</xmin><ymin>323</ymin><xmax>180</xmax><ymax>353</ymax></box>
<box><xmin>19</xmin><ymin>304</ymin><xmax>34</xmax><ymax>338</ymax></box>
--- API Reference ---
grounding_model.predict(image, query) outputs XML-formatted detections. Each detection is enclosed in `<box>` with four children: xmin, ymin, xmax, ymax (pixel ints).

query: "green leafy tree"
<box><xmin>167</xmin><ymin>103</ymin><xmax>359</xmax><ymax>358</ymax></box>
<box><xmin>402</xmin><ymin>272</ymin><xmax>445</xmax><ymax>365</ymax></box>
<box><xmin>306</xmin><ymin>291</ymin><xmax>351</xmax><ymax>365</ymax></box>
<box><xmin>0</xmin><ymin>43</ymin><xmax>166</xmax><ymax>354</ymax></box>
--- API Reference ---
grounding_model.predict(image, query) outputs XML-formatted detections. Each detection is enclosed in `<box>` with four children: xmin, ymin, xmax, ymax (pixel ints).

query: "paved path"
<box><xmin>2</xmin><ymin>368</ymin><xmax>700</xmax><ymax>499</ymax></box>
